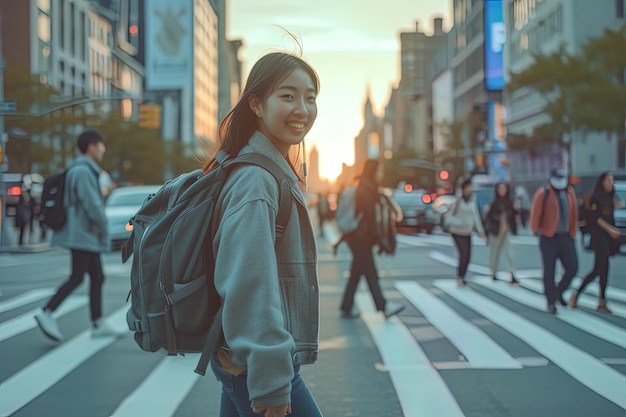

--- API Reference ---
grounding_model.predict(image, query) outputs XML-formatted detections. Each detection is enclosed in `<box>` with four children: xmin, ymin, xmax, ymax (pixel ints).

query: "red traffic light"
<box><xmin>439</xmin><ymin>170</ymin><xmax>450</xmax><ymax>181</ymax></box>
<box><xmin>8</xmin><ymin>186</ymin><xmax>22</xmax><ymax>196</ymax></box>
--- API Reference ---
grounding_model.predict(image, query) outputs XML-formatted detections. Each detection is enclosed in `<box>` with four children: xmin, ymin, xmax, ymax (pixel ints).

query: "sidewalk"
<box><xmin>0</xmin><ymin>221</ymin><xmax>51</xmax><ymax>254</ymax></box>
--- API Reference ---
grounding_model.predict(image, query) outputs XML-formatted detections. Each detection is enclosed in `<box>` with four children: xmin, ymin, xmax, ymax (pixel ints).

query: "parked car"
<box><xmin>105</xmin><ymin>185</ymin><xmax>162</xmax><ymax>250</ymax></box>
<box><xmin>391</xmin><ymin>186</ymin><xmax>439</xmax><ymax>233</ymax></box>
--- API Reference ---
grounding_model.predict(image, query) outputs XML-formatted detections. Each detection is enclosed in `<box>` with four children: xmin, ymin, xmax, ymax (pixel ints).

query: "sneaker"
<box><xmin>547</xmin><ymin>304</ymin><xmax>557</xmax><ymax>315</ymax></box>
<box><xmin>384</xmin><ymin>302</ymin><xmax>405</xmax><ymax>319</ymax></box>
<box><xmin>91</xmin><ymin>322</ymin><xmax>125</xmax><ymax>338</ymax></box>
<box><xmin>34</xmin><ymin>309</ymin><xmax>63</xmax><ymax>342</ymax></box>
<box><xmin>509</xmin><ymin>276</ymin><xmax>520</xmax><ymax>286</ymax></box>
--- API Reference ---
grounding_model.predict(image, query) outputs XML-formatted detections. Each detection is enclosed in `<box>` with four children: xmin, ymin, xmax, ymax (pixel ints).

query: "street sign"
<box><xmin>0</xmin><ymin>100</ymin><xmax>16</xmax><ymax>114</ymax></box>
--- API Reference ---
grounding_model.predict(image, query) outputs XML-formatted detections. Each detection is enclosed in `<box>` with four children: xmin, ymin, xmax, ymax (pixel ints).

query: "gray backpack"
<box><xmin>121</xmin><ymin>151</ymin><xmax>292</xmax><ymax>375</ymax></box>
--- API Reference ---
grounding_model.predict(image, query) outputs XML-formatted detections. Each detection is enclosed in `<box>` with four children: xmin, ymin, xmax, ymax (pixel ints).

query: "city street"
<box><xmin>1</xmin><ymin>217</ymin><xmax>625</xmax><ymax>417</ymax></box>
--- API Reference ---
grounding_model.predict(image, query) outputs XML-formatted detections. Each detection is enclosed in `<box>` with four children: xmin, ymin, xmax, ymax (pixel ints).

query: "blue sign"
<box><xmin>484</xmin><ymin>0</ymin><xmax>505</xmax><ymax>91</ymax></box>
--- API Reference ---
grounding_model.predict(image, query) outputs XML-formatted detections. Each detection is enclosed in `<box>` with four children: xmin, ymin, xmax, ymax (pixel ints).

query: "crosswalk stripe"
<box><xmin>0</xmin><ymin>289</ymin><xmax>55</xmax><ymax>314</ymax></box>
<box><xmin>434</xmin><ymin>280</ymin><xmax>626</xmax><ymax>410</ymax></box>
<box><xmin>355</xmin><ymin>292</ymin><xmax>466</xmax><ymax>417</ymax></box>
<box><xmin>0</xmin><ymin>306</ymin><xmax>128</xmax><ymax>417</ymax></box>
<box><xmin>395</xmin><ymin>235</ymin><xmax>430</xmax><ymax>247</ymax></box>
<box><xmin>110</xmin><ymin>354</ymin><xmax>204</xmax><ymax>417</ymax></box>
<box><xmin>429</xmin><ymin>250</ymin><xmax>626</xmax><ymax>299</ymax></box>
<box><xmin>470</xmin><ymin>276</ymin><xmax>626</xmax><ymax>349</ymax></box>
<box><xmin>395</xmin><ymin>281</ymin><xmax>522</xmax><ymax>369</ymax></box>
<box><xmin>0</xmin><ymin>296</ymin><xmax>88</xmax><ymax>343</ymax></box>
<box><xmin>519</xmin><ymin>279</ymin><xmax>626</xmax><ymax>319</ymax></box>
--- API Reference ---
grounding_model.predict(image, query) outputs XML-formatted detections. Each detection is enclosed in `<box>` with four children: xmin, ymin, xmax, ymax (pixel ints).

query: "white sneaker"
<box><xmin>34</xmin><ymin>309</ymin><xmax>63</xmax><ymax>342</ymax></box>
<box><xmin>91</xmin><ymin>322</ymin><xmax>125</xmax><ymax>338</ymax></box>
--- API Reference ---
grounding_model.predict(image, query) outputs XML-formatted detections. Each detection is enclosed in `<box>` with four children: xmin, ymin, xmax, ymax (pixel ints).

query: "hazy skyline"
<box><xmin>228</xmin><ymin>0</ymin><xmax>453</xmax><ymax>180</ymax></box>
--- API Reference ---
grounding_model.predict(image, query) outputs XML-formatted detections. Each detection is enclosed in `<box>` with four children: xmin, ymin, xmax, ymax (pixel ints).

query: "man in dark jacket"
<box><xmin>34</xmin><ymin>130</ymin><xmax>120</xmax><ymax>341</ymax></box>
<box><xmin>529</xmin><ymin>168</ymin><xmax>579</xmax><ymax>314</ymax></box>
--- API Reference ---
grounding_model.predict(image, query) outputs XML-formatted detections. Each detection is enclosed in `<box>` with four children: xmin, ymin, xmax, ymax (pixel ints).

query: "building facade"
<box><xmin>504</xmin><ymin>0</ymin><xmax>626</xmax><ymax>184</ymax></box>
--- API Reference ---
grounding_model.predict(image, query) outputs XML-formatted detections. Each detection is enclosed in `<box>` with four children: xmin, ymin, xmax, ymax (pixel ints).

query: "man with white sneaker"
<box><xmin>35</xmin><ymin>130</ymin><xmax>120</xmax><ymax>341</ymax></box>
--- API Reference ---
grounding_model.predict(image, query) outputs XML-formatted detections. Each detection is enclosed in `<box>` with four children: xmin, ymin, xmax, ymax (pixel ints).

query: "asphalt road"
<box><xmin>0</xmin><ymin>220</ymin><xmax>625</xmax><ymax>417</ymax></box>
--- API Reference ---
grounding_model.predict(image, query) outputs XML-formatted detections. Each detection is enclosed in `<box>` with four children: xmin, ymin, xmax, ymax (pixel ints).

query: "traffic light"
<box><xmin>438</xmin><ymin>169</ymin><xmax>449</xmax><ymax>181</ymax></box>
<box><xmin>139</xmin><ymin>104</ymin><xmax>162</xmax><ymax>129</ymax></box>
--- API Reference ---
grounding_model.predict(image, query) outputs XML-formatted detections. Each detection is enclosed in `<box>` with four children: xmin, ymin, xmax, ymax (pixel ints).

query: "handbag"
<box><xmin>442</xmin><ymin>198</ymin><xmax>462</xmax><ymax>233</ymax></box>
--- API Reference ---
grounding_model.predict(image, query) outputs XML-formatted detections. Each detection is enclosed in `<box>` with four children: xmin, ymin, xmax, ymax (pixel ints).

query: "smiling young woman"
<box><xmin>202</xmin><ymin>51</ymin><xmax>323</xmax><ymax>417</ymax></box>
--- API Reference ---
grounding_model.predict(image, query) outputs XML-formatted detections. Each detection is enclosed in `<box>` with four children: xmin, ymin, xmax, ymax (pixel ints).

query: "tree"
<box><xmin>508</xmin><ymin>45</ymin><xmax>592</xmax><ymax>147</ymax></box>
<box><xmin>94</xmin><ymin>113</ymin><xmax>198</xmax><ymax>185</ymax></box>
<box><xmin>578</xmin><ymin>25</ymin><xmax>626</xmax><ymax>165</ymax></box>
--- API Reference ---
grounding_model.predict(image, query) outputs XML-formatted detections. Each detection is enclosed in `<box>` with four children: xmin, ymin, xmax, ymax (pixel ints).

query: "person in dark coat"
<box><xmin>339</xmin><ymin>159</ymin><xmax>404</xmax><ymax>319</ymax></box>
<box><xmin>571</xmin><ymin>172</ymin><xmax>622</xmax><ymax>313</ymax></box>
<box><xmin>15</xmin><ymin>188</ymin><xmax>34</xmax><ymax>245</ymax></box>
<box><xmin>484</xmin><ymin>182</ymin><xmax>519</xmax><ymax>285</ymax></box>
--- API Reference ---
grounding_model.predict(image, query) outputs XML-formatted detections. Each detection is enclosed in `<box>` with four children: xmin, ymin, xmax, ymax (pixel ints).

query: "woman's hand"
<box><xmin>608</xmin><ymin>227</ymin><xmax>620</xmax><ymax>240</ymax></box>
<box><xmin>253</xmin><ymin>403</ymin><xmax>291</xmax><ymax>417</ymax></box>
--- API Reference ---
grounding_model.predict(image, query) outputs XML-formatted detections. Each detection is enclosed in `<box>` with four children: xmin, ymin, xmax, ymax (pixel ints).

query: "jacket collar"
<box><xmin>239</xmin><ymin>131</ymin><xmax>300</xmax><ymax>185</ymax></box>
<box><xmin>74</xmin><ymin>154</ymin><xmax>102</xmax><ymax>175</ymax></box>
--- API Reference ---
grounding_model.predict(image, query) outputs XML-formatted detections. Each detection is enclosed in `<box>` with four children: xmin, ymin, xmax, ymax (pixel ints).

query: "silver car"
<box><xmin>105</xmin><ymin>185</ymin><xmax>162</xmax><ymax>250</ymax></box>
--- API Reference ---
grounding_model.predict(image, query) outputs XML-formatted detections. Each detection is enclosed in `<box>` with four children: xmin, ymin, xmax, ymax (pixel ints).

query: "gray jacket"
<box><xmin>448</xmin><ymin>195</ymin><xmax>486</xmax><ymax>237</ymax></box>
<box><xmin>51</xmin><ymin>155</ymin><xmax>108</xmax><ymax>253</ymax></box>
<box><xmin>211</xmin><ymin>132</ymin><xmax>319</xmax><ymax>409</ymax></box>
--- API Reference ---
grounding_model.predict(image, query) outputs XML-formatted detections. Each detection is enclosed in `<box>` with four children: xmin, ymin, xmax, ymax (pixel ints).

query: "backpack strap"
<box><xmin>194</xmin><ymin>152</ymin><xmax>293</xmax><ymax>376</ymax></box>
<box><xmin>225</xmin><ymin>153</ymin><xmax>293</xmax><ymax>242</ymax></box>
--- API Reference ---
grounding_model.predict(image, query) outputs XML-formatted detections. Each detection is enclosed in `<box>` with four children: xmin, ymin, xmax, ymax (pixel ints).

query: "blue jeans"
<box><xmin>210</xmin><ymin>354</ymin><xmax>323</xmax><ymax>417</ymax></box>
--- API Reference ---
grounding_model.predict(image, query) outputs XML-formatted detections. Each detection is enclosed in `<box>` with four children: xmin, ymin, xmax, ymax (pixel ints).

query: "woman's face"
<box><xmin>462</xmin><ymin>185</ymin><xmax>473</xmax><ymax>196</ymax></box>
<box><xmin>497</xmin><ymin>184</ymin><xmax>507</xmax><ymax>197</ymax></box>
<box><xmin>602</xmin><ymin>174</ymin><xmax>614</xmax><ymax>193</ymax></box>
<box><xmin>255</xmin><ymin>68</ymin><xmax>318</xmax><ymax>155</ymax></box>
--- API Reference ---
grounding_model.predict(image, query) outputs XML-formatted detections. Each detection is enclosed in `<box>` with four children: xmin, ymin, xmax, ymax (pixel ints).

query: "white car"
<box><xmin>105</xmin><ymin>185</ymin><xmax>162</xmax><ymax>250</ymax></box>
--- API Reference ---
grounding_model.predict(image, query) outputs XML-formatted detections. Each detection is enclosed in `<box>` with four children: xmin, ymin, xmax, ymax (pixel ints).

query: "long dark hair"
<box><xmin>591</xmin><ymin>171</ymin><xmax>614</xmax><ymax>199</ymax></box>
<box><xmin>493</xmin><ymin>182</ymin><xmax>511</xmax><ymax>201</ymax></box>
<box><xmin>203</xmin><ymin>52</ymin><xmax>320</xmax><ymax>175</ymax></box>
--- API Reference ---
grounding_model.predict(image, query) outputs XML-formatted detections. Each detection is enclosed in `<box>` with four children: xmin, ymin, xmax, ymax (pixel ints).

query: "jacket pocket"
<box><xmin>279</xmin><ymin>278</ymin><xmax>299</xmax><ymax>340</ymax></box>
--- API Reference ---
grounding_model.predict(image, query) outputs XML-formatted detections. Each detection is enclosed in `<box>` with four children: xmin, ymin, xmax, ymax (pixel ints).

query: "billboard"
<box><xmin>487</xmin><ymin>102</ymin><xmax>509</xmax><ymax>181</ymax></box>
<box><xmin>484</xmin><ymin>0</ymin><xmax>505</xmax><ymax>91</ymax></box>
<box><xmin>145</xmin><ymin>0</ymin><xmax>193</xmax><ymax>90</ymax></box>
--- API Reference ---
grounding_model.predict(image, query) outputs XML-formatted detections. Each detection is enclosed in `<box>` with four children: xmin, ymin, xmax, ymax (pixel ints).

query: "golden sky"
<box><xmin>228</xmin><ymin>0</ymin><xmax>452</xmax><ymax>180</ymax></box>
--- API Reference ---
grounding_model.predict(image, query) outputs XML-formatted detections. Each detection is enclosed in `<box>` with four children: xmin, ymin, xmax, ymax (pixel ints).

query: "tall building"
<box><xmin>383</xmin><ymin>17</ymin><xmax>448</xmax><ymax>157</ymax></box>
<box><xmin>504</xmin><ymin>0</ymin><xmax>626</xmax><ymax>184</ymax></box>
<box><xmin>354</xmin><ymin>86</ymin><xmax>383</xmax><ymax>172</ymax></box>
<box><xmin>143</xmin><ymin>0</ymin><xmax>219</xmax><ymax>150</ymax></box>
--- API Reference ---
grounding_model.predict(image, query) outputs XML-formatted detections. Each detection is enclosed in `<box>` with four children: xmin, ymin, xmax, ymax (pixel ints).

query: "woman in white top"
<box><xmin>448</xmin><ymin>178</ymin><xmax>486</xmax><ymax>286</ymax></box>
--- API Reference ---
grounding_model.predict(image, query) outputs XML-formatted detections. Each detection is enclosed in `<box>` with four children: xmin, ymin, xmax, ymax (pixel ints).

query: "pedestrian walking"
<box><xmin>447</xmin><ymin>178</ymin><xmax>486</xmax><ymax>287</ymax></box>
<box><xmin>514</xmin><ymin>185</ymin><xmax>530</xmax><ymax>229</ymax></box>
<box><xmin>339</xmin><ymin>159</ymin><xmax>405</xmax><ymax>319</ymax></box>
<box><xmin>34</xmin><ymin>130</ymin><xmax>118</xmax><ymax>341</ymax></box>
<box><xmin>571</xmin><ymin>172</ymin><xmax>623</xmax><ymax>313</ymax></box>
<box><xmin>15</xmin><ymin>188</ymin><xmax>34</xmax><ymax>245</ymax></box>
<box><xmin>529</xmin><ymin>168</ymin><xmax>579</xmax><ymax>314</ymax></box>
<box><xmin>484</xmin><ymin>182</ymin><xmax>519</xmax><ymax>285</ymax></box>
<box><xmin>205</xmin><ymin>51</ymin><xmax>323</xmax><ymax>417</ymax></box>
<box><xmin>316</xmin><ymin>192</ymin><xmax>330</xmax><ymax>237</ymax></box>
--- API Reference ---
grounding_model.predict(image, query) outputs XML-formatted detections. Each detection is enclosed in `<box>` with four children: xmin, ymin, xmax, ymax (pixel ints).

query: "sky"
<box><xmin>228</xmin><ymin>0</ymin><xmax>453</xmax><ymax>181</ymax></box>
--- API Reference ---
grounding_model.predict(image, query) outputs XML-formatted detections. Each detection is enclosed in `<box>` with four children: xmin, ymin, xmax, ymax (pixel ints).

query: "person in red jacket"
<box><xmin>529</xmin><ymin>168</ymin><xmax>579</xmax><ymax>314</ymax></box>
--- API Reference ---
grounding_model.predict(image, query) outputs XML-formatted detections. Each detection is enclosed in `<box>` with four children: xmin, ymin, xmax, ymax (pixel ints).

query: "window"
<box><xmin>70</xmin><ymin>2</ymin><xmax>75</xmax><ymax>56</ymax></box>
<box><xmin>60</xmin><ymin>0</ymin><xmax>65</xmax><ymax>49</ymax></box>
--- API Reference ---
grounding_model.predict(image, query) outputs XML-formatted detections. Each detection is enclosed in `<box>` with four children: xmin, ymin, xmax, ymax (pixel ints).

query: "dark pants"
<box><xmin>539</xmin><ymin>234</ymin><xmax>578</xmax><ymax>306</ymax></box>
<box><xmin>45</xmin><ymin>249</ymin><xmax>105</xmax><ymax>322</ymax></box>
<box><xmin>452</xmin><ymin>234</ymin><xmax>471</xmax><ymax>278</ymax></box>
<box><xmin>340</xmin><ymin>234</ymin><xmax>386</xmax><ymax>313</ymax></box>
<box><xmin>210</xmin><ymin>355</ymin><xmax>322</xmax><ymax>417</ymax></box>
<box><xmin>577</xmin><ymin>233</ymin><xmax>611</xmax><ymax>299</ymax></box>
